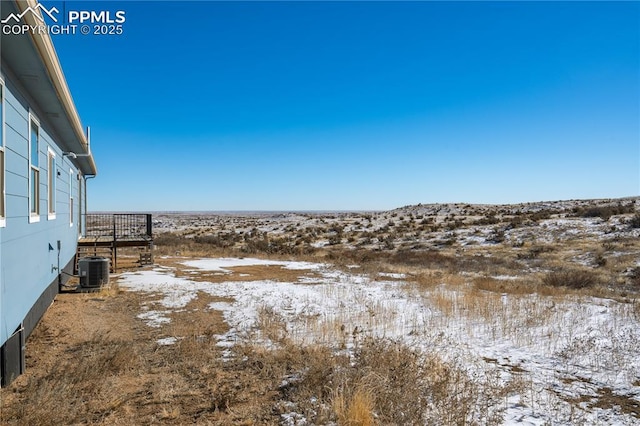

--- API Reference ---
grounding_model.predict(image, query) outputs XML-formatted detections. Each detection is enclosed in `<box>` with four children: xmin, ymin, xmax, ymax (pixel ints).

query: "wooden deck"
<box><xmin>79</xmin><ymin>236</ymin><xmax>154</xmax><ymax>247</ymax></box>
<box><xmin>77</xmin><ymin>214</ymin><xmax>154</xmax><ymax>271</ymax></box>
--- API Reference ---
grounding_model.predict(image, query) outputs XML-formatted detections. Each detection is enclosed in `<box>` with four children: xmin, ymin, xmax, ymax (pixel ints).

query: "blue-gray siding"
<box><xmin>0</xmin><ymin>71</ymin><xmax>83</xmax><ymax>346</ymax></box>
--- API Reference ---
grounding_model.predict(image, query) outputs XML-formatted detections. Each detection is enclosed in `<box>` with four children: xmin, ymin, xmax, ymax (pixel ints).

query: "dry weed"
<box><xmin>2</xmin><ymin>333</ymin><xmax>141</xmax><ymax>425</ymax></box>
<box><xmin>543</xmin><ymin>269</ymin><xmax>600</xmax><ymax>289</ymax></box>
<box><xmin>333</xmin><ymin>387</ymin><xmax>376</xmax><ymax>426</ymax></box>
<box><xmin>473</xmin><ymin>276</ymin><xmax>538</xmax><ymax>295</ymax></box>
<box><xmin>244</xmin><ymin>337</ymin><xmax>513</xmax><ymax>425</ymax></box>
<box><xmin>257</xmin><ymin>305</ymin><xmax>290</xmax><ymax>344</ymax></box>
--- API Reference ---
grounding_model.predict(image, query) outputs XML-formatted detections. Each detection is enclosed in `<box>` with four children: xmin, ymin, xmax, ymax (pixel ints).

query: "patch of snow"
<box><xmin>137</xmin><ymin>310</ymin><xmax>171</xmax><ymax>328</ymax></box>
<box><xmin>181</xmin><ymin>257</ymin><xmax>324</xmax><ymax>272</ymax></box>
<box><xmin>492</xmin><ymin>275</ymin><xmax>521</xmax><ymax>281</ymax></box>
<box><xmin>378</xmin><ymin>272</ymin><xmax>407</xmax><ymax>279</ymax></box>
<box><xmin>156</xmin><ymin>337</ymin><xmax>179</xmax><ymax>346</ymax></box>
<box><xmin>208</xmin><ymin>301</ymin><xmax>232</xmax><ymax>311</ymax></box>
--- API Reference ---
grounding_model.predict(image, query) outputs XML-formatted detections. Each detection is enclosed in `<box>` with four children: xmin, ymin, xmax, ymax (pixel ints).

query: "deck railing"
<box><xmin>84</xmin><ymin>213</ymin><xmax>153</xmax><ymax>240</ymax></box>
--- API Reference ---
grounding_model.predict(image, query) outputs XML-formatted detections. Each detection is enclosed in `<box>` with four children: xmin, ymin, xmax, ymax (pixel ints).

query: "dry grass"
<box><xmin>542</xmin><ymin>268</ymin><xmax>600</xmax><ymax>289</ymax></box>
<box><xmin>257</xmin><ymin>305</ymin><xmax>290</xmax><ymax>344</ymax></box>
<box><xmin>237</xmin><ymin>337</ymin><xmax>514</xmax><ymax>425</ymax></box>
<box><xmin>333</xmin><ymin>387</ymin><xmax>376</xmax><ymax>426</ymax></box>
<box><xmin>0</xmin><ymin>287</ymin><xmax>275</xmax><ymax>425</ymax></box>
<box><xmin>3</xmin><ymin>200</ymin><xmax>639</xmax><ymax>424</ymax></box>
<box><xmin>3</xmin><ymin>333</ymin><xmax>141</xmax><ymax>425</ymax></box>
<box><xmin>165</xmin><ymin>260</ymin><xmax>321</xmax><ymax>284</ymax></box>
<box><xmin>4</xmin><ymin>250</ymin><xmax>637</xmax><ymax>424</ymax></box>
<box><xmin>473</xmin><ymin>276</ymin><xmax>538</xmax><ymax>294</ymax></box>
<box><xmin>633</xmin><ymin>298</ymin><xmax>640</xmax><ymax>321</ymax></box>
<box><xmin>411</xmin><ymin>270</ymin><xmax>465</xmax><ymax>291</ymax></box>
<box><xmin>92</xmin><ymin>279</ymin><xmax>121</xmax><ymax>297</ymax></box>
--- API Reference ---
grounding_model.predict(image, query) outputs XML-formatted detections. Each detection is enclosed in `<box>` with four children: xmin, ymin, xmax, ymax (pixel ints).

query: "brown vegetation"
<box><xmin>2</xmin><ymin>197</ymin><xmax>639</xmax><ymax>424</ymax></box>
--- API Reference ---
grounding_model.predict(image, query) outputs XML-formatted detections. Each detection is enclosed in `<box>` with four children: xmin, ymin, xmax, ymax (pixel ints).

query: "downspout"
<box><xmin>83</xmin><ymin>175</ymin><xmax>96</xmax><ymax>237</ymax></box>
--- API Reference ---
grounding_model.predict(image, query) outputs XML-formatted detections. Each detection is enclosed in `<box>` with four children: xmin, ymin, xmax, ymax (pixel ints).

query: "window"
<box><xmin>69</xmin><ymin>169</ymin><xmax>74</xmax><ymax>227</ymax></box>
<box><xmin>29</xmin><ymin>114</ymin><xmax>40</xmax><ymax>222</ymax></box>
<box><xmin>48</xmin><ymin>148</ymin><xmax>56</xmax><ymax>219</ymax></box>
<box><xmin>0</xmin><ymin>77</ymin><xmax>5</xmax><ymax>227</ymax></box>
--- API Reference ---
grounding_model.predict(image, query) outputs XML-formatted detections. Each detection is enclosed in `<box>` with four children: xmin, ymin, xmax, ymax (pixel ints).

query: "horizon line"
<box><xmin>88</xmin><ymin>195</ymin><xmax>638</xmax><ymax>215</ymax></box>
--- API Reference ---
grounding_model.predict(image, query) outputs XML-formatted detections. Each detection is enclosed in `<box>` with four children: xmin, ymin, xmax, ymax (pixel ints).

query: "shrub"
<box><xmin>195</xmin><ymin>232</ymin><xmax>242</xmax><ymax>248</ymax></box>
<box><xmin>542</xmin><ymin>269</ymin><xmax>599</xmax><ymax>289</ymax></box>
<box><xmin>486</xmin><ymin>229</ymin><xmax>505</xmax><ymax>244</ymax></box>
<box><xmin>594</xmin><ymin>253</ymin><xmax>607</xmax><ymax>267</ymax></box>
<box><xmin>627</xmin><ymin>267</ymin><xmax>640</xmax><ymax>289</ymax></box>
<box><xmin>516</xmin><ymin>245</ymin><xmax>552</xmax><ymax>260</ymax></box>
<box><xmin>474</xmin><ymin>215</ymin><xmax>500</xmax><ymax>225</ymax></box>
<box><xmin>576</xmin><ymin>204</ymin><xmax>635</xmax><ymax>221</ymax></box>
<box><xmin>154</xmin><ymin>232</ymin><xmax>187</xmax><ymax>247</ymax></box>
<box><xmin>529</xmin><ymin>210</ymin><xmax>552</xmax><ymax>222</ymax></box>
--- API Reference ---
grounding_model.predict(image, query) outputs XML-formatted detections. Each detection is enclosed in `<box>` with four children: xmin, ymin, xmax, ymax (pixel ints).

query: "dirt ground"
<box><xmin>0</xmin><ymin>259</ymin><xmax>284</xmax><ymax>425</ymax></box>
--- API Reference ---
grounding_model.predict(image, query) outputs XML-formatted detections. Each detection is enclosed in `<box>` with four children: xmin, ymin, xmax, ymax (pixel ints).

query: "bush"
<box><xmin>474</xmin><ymin>215</ymin><xmax>500</xmax><ymax>226</ymax></box>
<box><xmin>529</xmin><ymin>210</ymin><xmax>553</xmax><ymax>222</ymax></box>
<box><xmin>195</xmin><ymin>232</ymin><xmax>242</xmax><ymax>248</ymax></box>
<box><xmin>486</xmin><ymin>229</ymin><xmax>505</xmax><ymax>244</ymax></box>
<box><xmin>575</xmin><ymin>204</ymin><xmax>635</xmax><ymax>221</ymax></box>
<box><xmin>627</xmin><ymin>267</ymin><xmax>640</xmax><ymax>289</ymax></box>
<box><xmin>516</xmin><ymin>245</ymin><xmax>552</xmax><ymax>260</ymax></box>
<box><xmin>154</xmin><ymin>232</ymin><xmax>187</xmax><ymax>247</ymax></box>
<box><xmin>542</xmin><ymin>269</ymin><xmax>599</xmax><ymax>289</ymax></box>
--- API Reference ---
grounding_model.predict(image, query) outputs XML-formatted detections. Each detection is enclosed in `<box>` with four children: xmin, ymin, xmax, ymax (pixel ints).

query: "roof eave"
<box><xmin>17</xmin><ymin>0</ymin><xmax>97</xmax><ymax>175</ymax></box>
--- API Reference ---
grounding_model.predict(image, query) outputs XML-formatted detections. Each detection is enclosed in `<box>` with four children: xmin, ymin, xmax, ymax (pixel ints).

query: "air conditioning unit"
<box><xmin>78</xmin><ymin>256</ymin><xmax>110</xmax><ymax>289</ymax></box>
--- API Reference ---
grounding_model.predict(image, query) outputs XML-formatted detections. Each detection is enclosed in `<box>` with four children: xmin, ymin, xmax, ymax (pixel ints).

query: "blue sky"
<box><xmin>49</xmin><ymin>1</ymin><xmax>639</xmax><ymax>211</ymax></box>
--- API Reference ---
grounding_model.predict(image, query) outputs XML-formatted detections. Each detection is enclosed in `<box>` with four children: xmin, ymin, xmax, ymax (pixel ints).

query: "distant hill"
<box><xmin>389</xmin><ymin>197</ymin><xmax>639</xmax><ymax>217</ymax></box>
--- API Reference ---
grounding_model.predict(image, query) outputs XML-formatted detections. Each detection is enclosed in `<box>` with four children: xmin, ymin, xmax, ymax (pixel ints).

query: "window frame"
<box><xmin>47</xmin><ymin>147</ymin><xmax>56</xmax><ymax>220</ymax></box>
<box><xmin>28</xmin><ymin>112</ymin><xmax>40</xmax><ymax>223</ymax></box>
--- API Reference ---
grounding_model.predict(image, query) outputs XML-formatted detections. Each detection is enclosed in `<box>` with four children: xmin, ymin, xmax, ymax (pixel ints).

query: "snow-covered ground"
<box><xmin>119</xmin><ymin>257</ymin><xmax>640</xmax><ymax>425</ymax></box>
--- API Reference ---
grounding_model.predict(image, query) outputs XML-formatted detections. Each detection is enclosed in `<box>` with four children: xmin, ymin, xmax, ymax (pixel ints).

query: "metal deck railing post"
<box><xmin>146</xmin><ymin>214</ymin><xmax>152</xmax><ymax>238</ymax></box>
<box><xmin>112</xmin><ymin>215</ymin><xmax>117</xmax><ymax>271</ymax></box>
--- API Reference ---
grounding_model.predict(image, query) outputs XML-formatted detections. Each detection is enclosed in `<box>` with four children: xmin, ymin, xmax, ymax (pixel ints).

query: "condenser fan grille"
<box><xmin>78</xmin><ymin>257</ymin><xmax>110</xmax><ymax>288</ymax></box>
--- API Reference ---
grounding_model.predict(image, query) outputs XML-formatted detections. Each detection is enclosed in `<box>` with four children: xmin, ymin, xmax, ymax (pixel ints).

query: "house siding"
<box><xmin>0</xmin><ymin>68</ymin><xmax>84</xmax><ymax>383</ymax></box>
